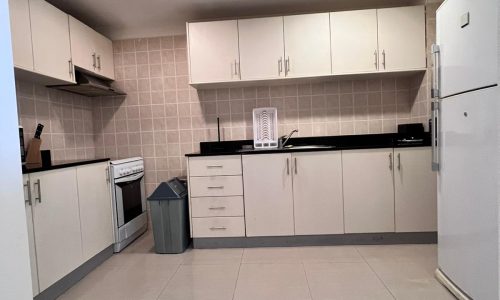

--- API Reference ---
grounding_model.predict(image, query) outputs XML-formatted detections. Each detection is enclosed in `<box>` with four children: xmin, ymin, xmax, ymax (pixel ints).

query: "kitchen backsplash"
<box><xmin>15</xmin><ymin>3</ymin><xmax>437</xmax><ymax>195</ymax></box>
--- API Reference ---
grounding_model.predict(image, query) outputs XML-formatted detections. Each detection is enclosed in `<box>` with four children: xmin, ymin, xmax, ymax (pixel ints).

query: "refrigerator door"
<box><xmin>437</xmin><ymin>0</ymin><xmax>498</xmax><ymax>98</ymax></box>
<box><xmin>438</xmin><ymin>86</ymin><xmax>499</xmax><ymax>299</ymax></box>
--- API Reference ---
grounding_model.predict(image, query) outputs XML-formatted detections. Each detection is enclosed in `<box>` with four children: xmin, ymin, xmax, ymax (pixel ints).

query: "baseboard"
<box><xmin>193</xmin><ymin>232</ymin><xmax>437</xmax><ymax>249</ymax></box>
<box><xmin>34</xmin><ymin>245</ymin><xmax>114</xmax><ymax>300</ymax></box>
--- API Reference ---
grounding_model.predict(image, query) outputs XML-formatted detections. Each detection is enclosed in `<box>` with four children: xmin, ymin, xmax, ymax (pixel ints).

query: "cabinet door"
<box><xmin>238</xmin><ymin>17</ymin><xmax>285</xmax><ymax>80</ymax></box>
<box><xmin>31</xmin><ymin>168</ymin><xmax>83</xmax><ymax>291</ymax></box>
<box><xmin>243</xmin><ymin>153</ymin><xmax>294</xmax><ymax>236</ymax></box>
<box><xmin>69</xmin><ymin>16</ymin><xmax>96</xmax><ymax>74</ymax></box>
<box><xmin>76</xmin><ymin>163</ymin><xmax>114</xmax><ymax>261</ymax></box>
<box><xmin>293</xmin><ymin>152</ymin><xmax>344</xmax><ymax>235</ymax></box>
<box><xmin>284</xmin><ymin>13</ymin><xmax>332</xmax><ymax>77</ymax></box>
<box><xmin>8</xmin><ymin>0</ymin><xmax>34</xmax><ymax>71</ymax></box>
<box><xmin>23</xmin><ymin>175</ymin><xmax>39</xmax><ymax>296</ymax></box>
<box><xmin>188</xmin><ymin>20</ymin><xmax>240</xmax><ymax>83</ymax></box>
<box><xmin>377</xmin><ymin>6</ymin><xmax>426</xmax><ymax>71</ymax></box>
<box><xmin>29</xmin><ymin>0</ymin><xmax>74</xmax><ymax>83</ymax></box>
<box><xmin>95</xmin><ymin>33</ymin><xmax>115</xmax><ymax>80</ymax></box>
<box><xmin>331</xmin><ymin>9</ymin><xmax>378</xmax><ymax>74</ymax></box>
<box><xmin>343</xmin><ymin>149</ymin><xmax>395</xmax><ymax>233</ymax></box>
<box><xmin>394</xmin><ymin>147</ymin><xmax>437</xmax><ymax>232</ymax></box>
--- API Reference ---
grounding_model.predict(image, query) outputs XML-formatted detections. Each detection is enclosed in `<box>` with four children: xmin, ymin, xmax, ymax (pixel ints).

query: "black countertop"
<box><xmin>186</xmin><ymin>133</ymin><xmax>431</xmax><ymax>157</ymax></box>
<box><xmin>22</xmin><ymin>158</ymin><xmax>110</xmax><ymax>174</ymax></box>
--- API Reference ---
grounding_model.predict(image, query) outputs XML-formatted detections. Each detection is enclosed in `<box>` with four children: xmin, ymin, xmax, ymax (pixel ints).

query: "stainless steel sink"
<box><xmin>282</xmin><ymin>145</ymin><xmax>335</xmax><ymax>150</ymax></box>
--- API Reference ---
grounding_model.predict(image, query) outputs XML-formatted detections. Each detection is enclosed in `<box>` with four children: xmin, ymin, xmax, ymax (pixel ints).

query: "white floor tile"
<box><xmin>242</xmin><ymin>247</ymin><xmax>301</xmax><ymax>264</ymax></box>
<box><xmin>356</xmin><ymin>244</ymin><xmax>437</xmax><ymax>263</ymax></box>
<box><xmin>233</xmin><ymin>263</ymin><xmax>312</xmax><ymax>300</ymax></box>
<box><xmin>298</xmin><ymin>246</ymin><xmax>364</xmax><ymax>263</ymax></box>
<box><xmin>181</xmin><ymin>248</ymin><xmax>243</xmax><ymax>265</ymax></box>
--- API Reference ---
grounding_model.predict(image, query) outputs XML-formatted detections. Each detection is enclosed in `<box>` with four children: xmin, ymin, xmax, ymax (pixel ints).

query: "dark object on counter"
<box><xmin>41</xmin><ymin>150</ymin><xmax>52</xmax><ymax>167</ymax></box>
<box><xmin>34</xmin><ymin>123</ymin><xmax>44</xmax><ymax>139</ymax></box>
<box><xmin>217</xmin><ymin>116</ymin><xmax>221</xmax><ymax>142</ymax></box>
<box><xmin>398</xmin><ymin>123</ymin><xmax>424</xmax><ymax>135</ymax></box>
<box><xmin>25</xmin><ymin>138</ymin><xmax>42</xmax><ymax>169</ymax></box>
<box><xmin>148</xmin><ymin>178</ymin><xmax>191</xmax><ymax>254</ymax></box>
<box><xmin>19</xmin><ymin>126</ymin><xmax>25</xmax><ymax>163</ymax></box>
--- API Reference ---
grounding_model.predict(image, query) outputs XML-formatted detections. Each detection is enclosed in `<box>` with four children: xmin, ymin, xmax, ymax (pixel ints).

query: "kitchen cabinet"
<box><xmin>69</xmin><ymin>16</ymin><xmax>115</xmax><ymax>80</ymax></box>
<box><xmin>76</xmin><ymin>162</ymin><xmax>114</xmax><ymax>261</ymax></box>
<box><xmin>331</xmin><ymin>9</ymin><xmax>378</xmax><ymax>74</ymax></box>
<box><xmin>238</xmin><ymin>17</ymin><xmax>285</xmax><ymax>80</ymax></box>
<box><xmin>283</xmin><ymin>13</ymin><xmax>332</xmax><ymax>77</ymax></box>
<box><xmin>30</xmin><ymin>168</ymin><xmax>83</xmax><ymax>291</ymax></box>
<box><xmin>377</xmin><ymin>6</ymin><xmax>426</xmax><ymax>71</ymax></box>
<box><xmin>23</xmin><ymin>175</ymin><xmax>39</xmax><ymax>297</ymax></box>
<box><xmin>292</xmin><ymin>152</ymin><xmax>344</xmax><ymax>235</ymax></box>
<box><xmin>29</xmin><ymin>0</ymin><xmax>74</xmax><ymax>83</ymax></box>
<box><xmin>243</xmin><ymin>153</ymin><xmax>294</xmax><ymax>236</ymax></box>
<box><xmin>188</xmin><ymin>20</ymin><xmax>240</xmax><ymax>84</ymax></box>
<box><xmin>8</xmin><ymin>0</ymin><xmax>34</xmax><ymax>71</ymax></box>
<box><xmin>394</xmin><ymin>147</ymin><xmax>437</xmax><ymax>232</ymax></box>
<box><xmin>342</xmin><ymin>149</ymin><xmax>395</xmax><ymax>233</ymax></box>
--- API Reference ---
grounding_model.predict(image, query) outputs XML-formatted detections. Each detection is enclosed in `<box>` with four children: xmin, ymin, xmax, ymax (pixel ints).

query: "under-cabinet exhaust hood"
<box><xmin>48</xmin><ymin>70</ymin><xmax>126</xmax><ymax>97</ymax></box>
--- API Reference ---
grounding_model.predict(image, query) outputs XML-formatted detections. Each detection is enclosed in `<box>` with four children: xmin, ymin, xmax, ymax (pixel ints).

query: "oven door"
<box><xmin>113</xmin><ymin>172</ymin><xmax>146</xmax><ymax>227</ymax></box>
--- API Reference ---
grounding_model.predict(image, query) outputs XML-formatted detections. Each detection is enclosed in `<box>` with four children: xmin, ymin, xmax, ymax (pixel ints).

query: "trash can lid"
<box><xmin>147</xmin><ymin>178</ymin><xmax>187</xmax><ymax>201</ymax></box>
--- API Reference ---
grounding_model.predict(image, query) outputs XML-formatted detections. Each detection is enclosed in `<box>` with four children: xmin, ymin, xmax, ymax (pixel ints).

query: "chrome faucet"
<box><xmin>279</xmin><ymin>129</ymin><xmax>298</xmax><ymax>148</ymax></box>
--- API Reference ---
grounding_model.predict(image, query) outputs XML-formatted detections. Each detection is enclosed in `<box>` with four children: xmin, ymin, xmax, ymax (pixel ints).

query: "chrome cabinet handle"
<box><xmin>24</xmin><ymin>180</ymin><xmax>32</xmax><ymax>206</ymax></box>
<box><xmin>431</xmin><ymin>101</ymin><xmax>440</xmax><ymax>171</ymax></box>
<box><xmin>207</xmin><ymin>165</ymin><xmax>223</xmax><ymax>168</ymax></box>
<box><xmin>68</xmin><ymin>60</ymin><xmax>73</xmax><ymax>78</ymax></box>
<box><xmin>34</xmin><ymin>179</ymin><xmax>41</xmax><ymax>203</ymax></box>
<box><xmin>294</xmin><ymin>157</ymin><xmax>297</xmax><ymax>175</ymax></box>
<box><xmin>285</xmin><ymin>56</ymin><xmax>290</xmax><ymax>76</ymax></box>
<box><xmin>374</xmin><ymin>50</ymin><xmax>378</xmax><ymax>69</ymax></box>
<box><xmin>209</xmin><ymin>227</ymin><xmax>227</xmax><ymax>230</ymax></box>
<box><xmin>286</xmin><ymin>158</ymin><xmax>290</xmax><ymax>175</ymax></box>
<box><xmin>388</xmin><ymin>153</ymin><xmax>393</xmax><ymax>170</ymax></box>
<box><xmin>207</xmin><ymin>186</ymin><xmax>224</xmax><ymax>189</ymax></box>
<box><xmin>106</xmin><ymin>167</ymin><xmax>110</xmax><ymax>183</ymax></box>
<box><xmin>397</xmin><ymin>153</ymin><xmax>401</xmax><ymax>171</ymax></box>
<box><xmin>278</xmin><ymin>57</ymin><xmax>283</xmax><ymax>75</ymax></box>
<box><xmin>233</xmin><ymin>59</ymin><xmax>238</xmax><ymax>76</ymax></box>
<box><xmin>431</xmin><ymin>44</ymin><xmax>440</xmax><ymax>98</ymax></box>
<box><xmin>382</xmin><ymin>50</ymin><xmax>386</xmax><ymax>69</ymax></box>
<box><xmin>97</xmin><ymin>55</ymin><xmax>101</xmax><ymax>70</ymax></box>
<box><xmin>208</xmin><ymin>206</ymin><xmax>226</xmax><ymax>210</ymax></box>
<box><xmin>92</xmin><ymin>52</ymin><xmax>97</xmax><ymax>69</ymax></box>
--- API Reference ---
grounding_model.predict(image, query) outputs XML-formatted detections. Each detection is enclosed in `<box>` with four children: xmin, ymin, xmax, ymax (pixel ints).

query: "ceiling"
<box><xmin>48</xmin><ymin>0</ymin><xmax>435</xmax><ymax>40</ymax></box>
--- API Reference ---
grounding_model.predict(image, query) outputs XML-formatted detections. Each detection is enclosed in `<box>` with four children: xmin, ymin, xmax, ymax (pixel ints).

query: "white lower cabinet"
<box><xmin>76</xmin><ymin>162</ymin><xmax>114</xmax><ymax>261</ymax></box>
<box><xmin>394</xmin><ymin>147</ymin><xmax>437</xmax><ymax>232</ymax></box>
<box><xmin>342</xmin><ymin>149</ymin><xmax>395</xmax><ymax>233</ymax></box>
<box><xmin>30</xmin><ymin>168</ymin><xmax>83</xmax><ymax>291</ymax></box>
<box><xmin>243</xmin><ymin>153</ymin><xmax>294</xmax><ymax>237</ymax></box>
<box><xmin>292</xmin><ymin>152</ymin><xmax>344</xmax><ymax>235</ymax></box>
<box><xmin>23</xmin><ymin>175</ymin><xmax>39</xmax><ymax>297</ymax></box>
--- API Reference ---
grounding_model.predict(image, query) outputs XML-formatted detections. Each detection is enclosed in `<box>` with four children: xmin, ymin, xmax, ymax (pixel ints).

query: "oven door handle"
<box><xmin>114</xmin><ymin>172</ymin><xmax>145</xmax><ymax>184</ymax></box>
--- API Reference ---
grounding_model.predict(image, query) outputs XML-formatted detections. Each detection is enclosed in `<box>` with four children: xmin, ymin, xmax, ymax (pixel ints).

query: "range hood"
<box><xmin>49</xmin><ymin>70</ymin><xmax>126</xmax><ymax>97</ymax></box>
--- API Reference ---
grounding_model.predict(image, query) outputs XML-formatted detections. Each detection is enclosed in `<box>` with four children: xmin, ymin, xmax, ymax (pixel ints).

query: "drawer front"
<box><xmin>192</xmin><ymin>217</ymin><xmax>245</xmax><ymax>237</ymax></box>
<box><xmin>191</xmin><ymin>196</ymin><xmax>244</xmax><ymax>217</ymax></box>
<box><xmin>190</xmin><ymin>176</ymin><xmax>243</xmax><ymax>197</ymax></box>
<box><xmin>189</xmin><ymin>156</ymin><xmax>242</xmax><ymax>176</ymax></box>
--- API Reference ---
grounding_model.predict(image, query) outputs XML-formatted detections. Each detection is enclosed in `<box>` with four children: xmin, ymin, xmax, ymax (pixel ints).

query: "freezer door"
<box><xmin>437</xmin><ymin>0</ymin><xmax>498</xmax><ymax>98</ymax></box>
<box><xmin>438</xmin><ymin>86</ymin><xmax>499</xmax><ymax>300</ymax></box>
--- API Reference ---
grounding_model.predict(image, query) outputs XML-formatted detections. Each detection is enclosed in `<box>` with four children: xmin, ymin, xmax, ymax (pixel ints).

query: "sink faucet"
<box><xmin>279</xmin><ymin>129</ymin><xmax>298</xmax><ymax>148</ymax></box>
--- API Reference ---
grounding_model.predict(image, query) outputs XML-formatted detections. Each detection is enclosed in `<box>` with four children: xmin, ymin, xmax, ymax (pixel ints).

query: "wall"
<box><xmin>16</xmin><ymin>80</ymin><xmax>96</xmax><ymax>161</ymax></box>
<box><xmin>0</xmin><ymin>0</ymin><xmax>34</xmax><ymax>297</ymax></box>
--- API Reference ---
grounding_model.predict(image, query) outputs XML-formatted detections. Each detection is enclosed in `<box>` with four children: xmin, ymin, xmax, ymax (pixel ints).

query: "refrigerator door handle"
<box><xmin>431</xmin><ymin>101</ymin><xmax>440</xmax><ymax>171</ymax></box>
<box><xmin>431</xmin><ymin>44</ymin><xmax>440</xmax><ymax>98</ymax></box>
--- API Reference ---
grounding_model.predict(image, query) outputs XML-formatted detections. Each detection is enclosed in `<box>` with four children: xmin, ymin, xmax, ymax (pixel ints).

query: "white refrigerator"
<box><xmin>434</xmin><ymin>0</ymin><xmax>500</xmax><ymax>299</ymax></box>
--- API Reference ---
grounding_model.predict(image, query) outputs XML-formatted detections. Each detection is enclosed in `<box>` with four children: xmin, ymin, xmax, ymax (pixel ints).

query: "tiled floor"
<box><xmin>58</xmin><ymin>232</ymin><xmax>455</xmax><ymax>300</ymax></box>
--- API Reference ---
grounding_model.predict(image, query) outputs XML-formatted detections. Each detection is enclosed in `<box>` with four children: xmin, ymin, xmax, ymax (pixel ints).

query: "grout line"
<box><xmin>155</xmin><ymin>263</ymin><xmax>183</xmax><ymax>300</ymax></box>
<box><xmin>231</xmin><ymin>257</ymin><xmax>243</xmax><ymax>300</ymax></box>
<box><xmin>301</xmin><ymin>261</ymin><xmax>314</xmax><ymax>300</ymax></box>
<box><xmin>355</xmin><ymin>247</ymin><xmax>397</xmax><ymax>300</ymax></box>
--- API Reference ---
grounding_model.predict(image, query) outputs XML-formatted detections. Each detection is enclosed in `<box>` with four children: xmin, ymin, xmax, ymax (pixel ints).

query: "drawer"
<box><xmin>191</xmin><ymin>196</ymin><xmax>244</xmax><ymax>217</ymax></box>
<box><xmin>192</xmin><ymin>217</ymin><xmax>245</xmax><ymax>237</ymax></box>
<box><xmin>189</xmin><ymin>156</ymin><xmax>242</xmax><ymax>176</ymax></box>
<box><xmin>190</xmin><ymin>176</ymin><xmax>243</xmax><ymax>197</ymax></box>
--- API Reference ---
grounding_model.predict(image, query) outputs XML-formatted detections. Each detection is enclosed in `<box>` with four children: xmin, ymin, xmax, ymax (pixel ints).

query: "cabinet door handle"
<box><xmin>92</xmin><ymin>52</ymin><xmax>97</xmax><ymax>69</ymax></box>
<box><xmin>209</xmin><ymin>227</ymin><xmax>227</xmax><ymax>230</ymax></box>
<box><xmin>286</xmin><ymin>158</ymin><xmax>290</xmax><ymax>175</ymax></box>
<box><xmin>278</xmin><ymin>57</ymin><xmax>283</xmax><ymax>75</ymax></box>
<box><xmin>207</xmin><ymin>186</ymin><xmax>224</xmax><ymax>189</ymax></box>
<box><xmin>106</xmin><ymin>167</ymin><xmax>110</xmax><ymax>183</ymax></box>
<box><xmin>285</xmin><ymin>56</ymin><xmax>290</xmax><ymax>76</ymax></box>
<box><xmin>234</xmin><ymin>59</ymin><xmax>238</xmax><ymax>76</ymax></box>
<box><xmin>382</xmin><ymin>50</ymin><xmax>386</xmax><ymax>69</ymax></box>
<box><xmin>374</xmin><ymin>50</ymin><xmax>378</xmax><ymax>69</ymax></box>
<box><xmin>24</xmin><ymin>180</ymin><xmax>32</xmax><ymax>206</ymax></box>
<box><xmin>207</xmin><ymin>165</ymin><xmax>223</xmax><ymax>168</ymax></box>
<box><xmin>34</xmin><ymin>179</ymin><xmax>42</xmax><ymax>203</ymax></box>
<box><xmin>294</xmin><ymin>157</ymin><xmax>297</xmax><ymax>175</ymax></box>
<box><xmin>97</xmin><ymin>55</ymin><xmax>101</xmax><ymax>70</ymax></box>
<box><xmin>388</xmin><ymin>153</ymin><xmax>393</xmax><ymax>170</ymax></box>
<box><xmin>208</xmin><ymin>206</ymin><xmax>226</xmax><ymax>210</ymax></box>
<box><xmin>397</xmin><ymin>153</ymin><xmax>401</xmax><ymax>171</ymax></box>
<box><xmin>68</xmin><ymin>60</ymin><xmax>73</xmax><ymax>78</ymax></box>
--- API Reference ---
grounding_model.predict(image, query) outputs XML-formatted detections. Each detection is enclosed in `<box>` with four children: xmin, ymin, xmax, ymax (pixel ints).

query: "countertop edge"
<box><xmin>22</xmin><ymin>158</ymin><xmax>110</xmax><ymax>174</ymax></box>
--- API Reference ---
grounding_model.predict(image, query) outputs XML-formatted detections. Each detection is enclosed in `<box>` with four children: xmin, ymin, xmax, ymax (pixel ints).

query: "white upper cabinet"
<box><xmin>292</xmin><ymin>152</ymin><xmax>344</xmax><ymax>235</ymax></box>
<box><xmin>394</xmin><ymin>147</ymin><xmax>437</xmax><ymax>232</ymax></box>
<box><xmin>188</xmin><ymin>20</ymin><xmax>240</xmax><ymax>84</ymax></box>
<box><xmin>8</xmin><ymin>0</ymin><xmax>34</xmax><ymax>71</ymax></box>
<box><xmin>243</xmin><ymin>153</ymin><xmax>294</xmax><ymax>237</ymax></box>
<box><xmin>377</xmin><ymin>6</ymin><xmax>426</xmax><ymax>71</ymax></box>
<box><xmin>283</xmin><ymin>13</ymin><xmax>332</xmax><ymax>77</ymax></box>
<box><xmin>69</xmin><ymin>16</ymin><xmax>115</xmax><ymax>80</ymax></box>
<box><xmin>331</xmin><ymin>9</ymin><xmax>378</xmax><ymax>74</ymax></box>
<box><xmin>342</xmin><ymin>149</ymin><xmax>395</xmax><ymax>233</ymax></box>
<box><xmin>29</xmin><ymin>0</ymin><xmax>74</xmax><ymax>83</ymax></box>
<box><xmin>238</xmin><ymin>17</ymin><xmax>285</xmax><ymax>80</ymax></box>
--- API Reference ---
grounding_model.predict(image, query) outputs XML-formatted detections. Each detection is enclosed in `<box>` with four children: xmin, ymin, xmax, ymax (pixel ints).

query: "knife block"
<box><xmin>25</xmin><ymin>138</ymin><xmax>42</xmax><ymax>169</ymax></box>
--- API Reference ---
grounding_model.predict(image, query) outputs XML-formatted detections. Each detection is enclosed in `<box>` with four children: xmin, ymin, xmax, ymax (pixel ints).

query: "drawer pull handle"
<box><xmin>209</xmin><ymin>206</ymin><xmax>226</xmax><ymax>210</ymax></box>
<box><xmin>207</xmin><ymin>165</ymin><xmax>223</xmax><ymax>168</ymax></box>
<box><xmin>210</xmin><ymin>227</ymin><xmax>227</xmax><ymax>230</ymax></box>
<box><xmin>207</xmin><ymin>186</ymin><xmax>224</xmax><ymax>189</ymax></box>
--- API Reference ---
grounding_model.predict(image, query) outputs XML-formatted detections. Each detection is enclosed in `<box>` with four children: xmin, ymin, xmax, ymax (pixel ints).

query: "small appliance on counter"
<box><xmin>396</xmin><ymin>123</ymin><xmax>426</xmax><ymax>146</ymax></box>
<box><xmin>253</xmin><ymin>107</ymin><xmax>278</xmax><ymax>149</ymax></box>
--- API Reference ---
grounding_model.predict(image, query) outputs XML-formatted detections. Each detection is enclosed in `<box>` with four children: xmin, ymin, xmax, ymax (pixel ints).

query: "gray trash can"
<box><xmin>147</xmin><ymin>178</ymin><xmax>190</xmax><ymax>254</ymax></box>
